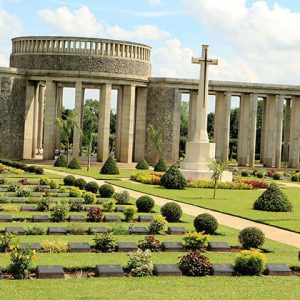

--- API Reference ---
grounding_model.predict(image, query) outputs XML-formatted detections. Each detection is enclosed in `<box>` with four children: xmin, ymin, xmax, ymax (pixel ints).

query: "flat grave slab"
<box><xmin>68</xmin><ymin>242</ymin><xmax>91</xmax><ymax>252</ymax></box>
<box><xmin>11</xmin><ymin>198</ymin><xmax>26</xmax><ymax>203</ymax></box>
<box><xmin>48</xmin><ymin>227</ymin><xmax>67</xmax><ymax>235</ymax></box>
<box><xmin>115</xmin><ymin>206</ymin><xmax>125</xmax><ymax>212</ymax></box>
<box><xmin>5</xmin><ymin>227</ymin><xmax>25</xmax><ymax>235</ymax></box>
<box><xmin>208</xmin><ymin>242</ymin><xmax>231</xmax><ymax>252</ymax></box>
<box><xmin>21</xmin><ymin>206</ymin><xmax>38</xmax><ymax>212</ymax></box>
<box><xmin>161</xmin><ymin>242</ymin><xmax>184</xmax><ymax>252</ymax></box>
<box><xmin>69</xmin><ymin>215</ymin><xmax>86</xmax><ymax>222</ymax></box>
<box><xmin>37</xmin><ymin>265</ymin><xmax>65</xmax><ymax>279</ymax></box>
<box><xmin>39</xmin><ymin>185</ymin><xmax>50</xmax><ymax>190</ymax></box>
<box><xmin>0</xmin><ymin>188</ymin><xmax>8</xmax><ymax>192</ymax></box>
<box><xmin>129</xmin><ymin>226</ymin><xmax>149</xmax><ymax>235</ymax></box>
<box><xmin>69</xmin><ymin>199</ymin><xmax>83</xmax><ymax>204</ymax></box>
<box><xmin>97</xmin><ymin>200</ymin><xmax>106</xmax><ymax>204</ymax></box>
<box><xmin>266</xmin><ymin>264</ymin><xmax>292</xmax><ymax>276</ymax></box>
<box><xmin>89</xmin><ymin>227</ymin><xmax>109</xmax><ymax>234</ymax></box>
<box><xmin>85</xmin><ymin>206</ymin><xmax>91</xmax><ymax>211</ymax></box>
<box><xmin>56</xmin><ymin>193</ymin><xmax>69</xmax><ymax>198</ymax></box>
<box><xmin>104</xmin><ymin>215</ymin><xmax>121</xmax><ymax>222</ymax></box>
<box><xmin>44</xmin><ymin>189</ymin><xmax>58</xmax><ymax>193</ymax></box>
<box><xmin>153</xmin><ymin>264</ymin><xmax>182</xmax><ymax>276</ymax></box>
<box><xmin>0</xmin><ymin>215</ymin><xmax>13</xmax><ymax>222</ymax></box>
<box><xmin>137</xmin><ymin>215</ymin><xmax>154</xmax><ymax>222</ymax></box>
<box><xmin>20</xmin><ymin>242</ymin><xmax>42</xmax><ymax>251</ymax></box>
<box><xmin>48</xmin><ymin>199</ymin><xmax>57</xmax><ymax>204</ymax></box>
<box><xmin>95</xmin><ymin>264</ymin><xmax>124</xmax><ymax>277</ymax></box>
<box><xmin>31</xmin><ymin>193</ymin><xmax>43</xmax><ymax>198</ymax></box>
<box><xmin>117</xmin><ymin>242</ymin><xmax>138</xmax><ymax>252</ymax></box>
<box><xmin>212</xmin><ymin>264</ymin><xmax>235</xmax><ymax>276</ymax></box>
<box><xmin>5</xmin><ymin>193</ymin><xmax>16</xmax><ymax>197</ymax></box>
<box><xmin>32</xmin><ymin>215</ymin><xmax>50</xmax><ymax>222</ymax></box>
<box><xmin>167</xmin><ymin>227</ymin><xmax>186</xmax><ymax>235</ymax></box>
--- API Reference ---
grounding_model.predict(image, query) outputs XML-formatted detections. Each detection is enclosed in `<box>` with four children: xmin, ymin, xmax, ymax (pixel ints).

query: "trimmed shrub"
<box><xmin>113</xmin><ymin>190</ymin><xmax>130</xmax><ymax>204</ymax></box>
<box><xmin>111</xmin><ymin>223</ymin><xmax>129</xmax><ymax>235</ymax></box>
<box><xmin>0</xmin><ymin>232</ymin><xmax>16</xmax><ymax>252</ymax></box>
<box><xmin>35</xmin><ymin>167</ymin><xmax>44</xmax><ymax>175</ymax></box>
<box><xmin>94</xmin><ymin>233</ymin><xmax>116</xmax><ymax>252</ymax></box>
<box><xmin>63</xmin><ymin>175</ymin><xmax>76</xmax><ymax>186</ymax></box>
<box><xmin>51</xmin><ymin>203</ymin><xmax>69</xmax><ymax>222</ymax></box>
<box><xmin>126</xmin><ymin>249</ymin><xmax>153</xmax><ymax>277</ymax></box>
<box><xmin>16</xmin><ymin>186</ymin><xmax>31</xmax><ymax>197</ymax></box>
<box><xmin>136</xmin><ymin>195</ymin><xmax>155</xmax><ymax>213</ymax></box>
<box><xmin>49</xmin><ymin>179</ymin><xmax>59</xmax><ymax>189</ymax></box>
<box><xmin>160</xmin><ymin>165</ymin><xmax>186</xmax><ymax>189</ymax></box>
<box><xmin>178</xmin><ymin>251</ymin><xmax>213</xmax><ymax>276</ymax></box>
<box><xmin>161</xmin><ymin>202</ymin><xmax>182</xmax><ymax>222</ymax></box>
<box><xmin>291</xmin><ymin>175</ymin><xmax>299</xmax><ymax>182</ymax></box>
<box><xmin>253</xmin><ymin>183</ymin><xmax>293</xmax><ymax>212</ymax></box>
<box><xmin>154</xmin><ymin>158</ymin><xmax>167</xmax><ymax>172</ymax></box>
<box><xmin>26</xmin><ymin>225</ymin><xmax>45</xmax><ymax>235</ymax></box>
<box><xmin>194</xmin><ymin>214</ymin><xmax>218</xmax><ymax>234</ymax></box>
<box><xmin>138</xmin><ymin>235</ymin><xmax>161</xmax><ymax>252</ymax></box>
<box><xmin>85</xmin><ymin>181</ymin><xmax>99</xmax><ymax>194</ymax></box>
<box><xmin>238</xmin><ymin>227</ymin><xmax>265</xmax><ymax>249</ymax></box>
<box><xmin>67</xmin><ymin>224</ymin><xmax>86</xmax><ymax>235</ymax></box>
<box><xmin>183</xmin><ymin>231</ymin><xmax>210</xmax><ymax>250</ymax></box>
<box><xmin>74</xmin><ymin>178</ymin><xmax>87</xmax><ymax>190</ymax></box>
<box><xmin>148</xmin><ymin>215</ymin><xmax>167</xmax><ymax>234</ymax></box>
<box><xmin>99</xmin><ymin>184</ymin><xmax>115</xmax><ymax>198</ymax></box>
<box><xmin>234</xmin><ymin>249</ymin><xmax>266</xmax><ymax>276</ymax></box>
<box><xmin>88</xmin><ymin>207</ymin><xmax>104</xmax><ymax>222</ymax></box>
<box><xmin>272</xmin><ymin>173</ymin><xmax>281</xmax><ymax>180</ymax></box>
<box><xmin>69</xmin><ymin>187</ymin><xmax>82</xmax><ymax>198</ymax></box>
<box><xmin>241</xmin><ymin>170</ymin><xmax>249</xmax><ymax>177</ymax></box>
<box><xmin>102</xmin><ymin>199</ymin><xmax>116</xmax><ymax>212</ymax></box>
<box><xmin>42</xmin><ymin>240</ymin><xmax>68</xmax><ymax>253</ymax></box>
<box><xmin>54</xmin><ymin>155</ymin><xmax>67</xmax><ymax>167</ymax></box>
<box><xmin>37</xmin><ymin>198</ymin><xmax>51</xmax><ymax>212</ymax></box>
<box><xmin>68</xmin><ymin>157</ymin><xmax>81</xmax><ymax>169</ymax></box>
<box><xmin>100</xmin><ymin>155</ymin><xmax>119</xmax><ymax>175</ymax></box>
<box><xmin>83</xmin><ymin>192</ymin><xmax>96</xmax><ymax>204</ymax></box>
<box><xmin>136</xmin><ymin>158</ymin><xmax>149</xmax><ymax>170</ymax></box>
<box><xmin>69</xmin><ymin>200</ymin><xmax>84</xmax><ymax>212</ymax></box>
<box><xmin>130</xmin><ymin>172</ymin><xmax>162</xmax><ymax>185</ymax></box>
<box><xmin>256</xmin><ymin>172</ymin><xmax>264</xmax><ymax>178</ymax></box>
<box><xmin>124</xmin><ymin>206</ymin><xmax>137</xmax><ymax>222</ymax></box>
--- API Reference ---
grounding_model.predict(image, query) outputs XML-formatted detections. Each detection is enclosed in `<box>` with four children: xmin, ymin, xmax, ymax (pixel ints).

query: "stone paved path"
<box><xmin>46</xmin><ymin>169</ymin><xmax>300</xmax><ymax>248</ymax></box>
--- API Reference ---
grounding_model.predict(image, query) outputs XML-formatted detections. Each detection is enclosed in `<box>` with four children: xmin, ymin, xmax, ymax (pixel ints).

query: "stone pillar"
<box><xmin>214</xmin><ymin>92</ymin><xmax>223</xmax><ymax>160</ymax></box>
<box><xmin>172</xmin><ymin>90</ymin><xmax>181</xmax><ymax>161</ymax></box>
<box><xmin>43</xmin><ymin>80</ymin><xmax>57</xmax><ymax>160</ymax></box>
<box><xmin>282</xmin><ymin>99</ymin><xmax>291</xmax><ymax>162</ymax></box>
<box><xmin>97</xmin><ymin>83</ymin><xmax>112</xmax><ymax>162</ymax></box>
<box><xmin>55</xmin><ymin>86</ymin><xmax>63</xmax><ymax>149</ymax></box>
<box><xmin>288</xmin><ymin>96</ymin><xmax>300</xmax><ymax>168</ymax></box>
<box><xmin>248</xmin><ymin>94</ymin><xmax>258</xmax><ymax>167</ymax></box>
<box><xmin>37</xmin><ymin>84</ymin><xmax>45</xmax><ymax>150</ymax></box>
<box><xmin>260</xmin><ymin>99</ymin><xmax>266</xmax><ymax>163</ymax></box>
<box><xmin>31</xmin><ymin>84</ymin><xmax>39</xmax><ymax>158</ymax></box>
<box><xmin>188</xmin><ymin>90</ymin><xmax>197</xmax><ymax>141</ymax></box>
<box><xmin>80</xmin><ymin>88</ymin><xmax>85</xmax><ymax>153</ymax></box>
<box><xmin>134</xmin><ymin>87</ymin><xmax>147</xmax><ymax>162</ymax></box>
<box><xmin>222</xmin><ymin>92</ymin><xmax>231</xmax><ymax>162</ymax></box>
<box><xmin>23</xmin><ymin>81</ymin><xmax>35</xmax><ymax>159</ymax></box>
<box><xmin>72</xmin><ymin>80</ymin><xmax>82</xmax><ymax>158</ymax></box>
<box><xmin>275</xmin><ymin>95</ymin><xmax>284</xmax><ymax>168</ymax></box>
<box><xmin>115</xmin><ymin>87</ymin><xmax>123</xmax><ymax>161</ymax></box>
<box><xmin>119</xmin><ymin>85</ymin><xmax>136</xmax><ymax>163</ymax></box>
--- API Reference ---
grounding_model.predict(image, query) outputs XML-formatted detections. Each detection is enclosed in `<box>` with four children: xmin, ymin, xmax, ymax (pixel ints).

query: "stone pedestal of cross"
<box><xmin>180</xmin><ymin>44</ymin><xmax>232</xmax><ymax>182</ymax></box>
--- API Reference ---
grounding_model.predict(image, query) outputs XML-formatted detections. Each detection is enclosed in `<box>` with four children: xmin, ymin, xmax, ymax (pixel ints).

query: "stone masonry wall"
<box><xmin>0</xmin><ymin>76</ymin><xmax>26</xmax><ymax>159</ymax></box>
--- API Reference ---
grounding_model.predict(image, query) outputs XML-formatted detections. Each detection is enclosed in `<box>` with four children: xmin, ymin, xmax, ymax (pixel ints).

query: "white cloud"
<box><xmin>184</xmin><ymin>0</ymin><xmax>300</xmax><ymax>84</ymax></box>
<box><xmin>146</xmin><ymin>0</ymin><xmax>163</xmax><ymax>7</ymax></box>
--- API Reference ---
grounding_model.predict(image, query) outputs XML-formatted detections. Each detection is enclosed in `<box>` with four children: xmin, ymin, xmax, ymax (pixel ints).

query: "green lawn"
<box><xmin>107</xmin><ymin>181</ymin><xmax>300</xmax><ymax>233</ymax></box>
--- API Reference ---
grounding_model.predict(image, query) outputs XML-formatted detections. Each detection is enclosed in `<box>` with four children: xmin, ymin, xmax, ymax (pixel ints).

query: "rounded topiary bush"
<box><xmin>194</xmin><ymin>213</ymin><xmax>218</xmax><ymax>234</ymax></box>
<box><xmin>100</xmin><ymin>155</ymin><xmax>119</xmax><ymax>175</ymax></box>
<box><xmin>238</xmin><ymin>227</ymin><xmax>265</xmax><ymax>249</ymax></box>
<box><xmin>63</xmin><ymin>175</ymin><xmax>76</xmax><ymax>186</ymax></box>
<box><xmin>136</xmin><ymin>158</ymin><xmax>149</xmax><ymax>170</ymax></box>
<box><xmin>136</xmin><ymin>196</ymin><xmax>155</xmax><ymax>212</ymax></box>
<box><xmin>272</xmin><ymin>173</ymin><xmax>281</xmax><ymax>180</ymax></box>
<box><xmin>253</xmin><ymin>183</ymin><xmax>293</xmax><ymax>212</ymax></box>
<box><xmin>85</xmin><ymin>182</ymin><xmax>99</xmax><ymax>194</ymax></box>
<box><xmin>160</xmin><ymin>202</ymin><xmax>182</xmax><ymax>222</ymax></box>
<box><xmin>68</xmin><ymin>158</ymin><xmax>81</xmax><ymax>169</ymax></box>
<box><xmin>241</xmin><ymin>170</ymin><xmax>249</xmax><ymax>177</ymax></box>
<box><xmin>256</xmin><ymin>172</ymin><xmax>264</xmax><ymax>179</ymax></box>
<box><xmin>160</xmin><ymin>165</ymin><xmax>186</xmax><ymax>189</ymax></box>
<box><xmin>99</xmin><ymin>184</ymin><xmax>115</xmax><ymax>198</ymax></box>
<box><xmin>154</xmin><ymin>158</ymin><xmax>167</xmax><ymax>172</ymax></box>
<box><xmin>113</xmin><ymin>191</ymin><xmax>130</xmax><ymax>204</ymax></box>
<box><xmin>74</xmin><ymin>178</ymin><xmax>87</xmax><ymax>190</ymax></box>
<box><xmin>291</xmin><ymin>175</ymin><xmax>299</xmax><ymax>182</ymax></box>
<box><xmin>54</xmin><ymin>155</ymin><xmax>67</xmax><ymax>167</ymax></box>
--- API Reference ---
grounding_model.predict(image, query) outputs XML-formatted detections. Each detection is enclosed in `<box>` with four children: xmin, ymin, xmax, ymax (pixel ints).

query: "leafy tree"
<box><xmin>147</xmin><ymin>125</ymin><xmax>163</xmax><ymax>163</ymax></box>
<box><xmin>209</xmin><ymin>159</ymin><xmax>227</xmax><ymax>199</ymax></box>
<box><xmin>180</xmin><ymin>101</ymin><xmax>189</xmax><ymax>157</ymax></box>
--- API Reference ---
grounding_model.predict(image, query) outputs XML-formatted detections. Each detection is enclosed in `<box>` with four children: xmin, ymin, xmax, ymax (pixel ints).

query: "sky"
<box><xmin>1</xmin><ymin>0</ymin><xmax>300</xmax><ymax>110</ymax></box>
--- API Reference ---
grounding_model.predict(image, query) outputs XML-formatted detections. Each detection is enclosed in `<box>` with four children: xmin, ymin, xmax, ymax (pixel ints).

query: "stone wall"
<box><xmin>0</xmin><ymin>76</ymin><xmax>26</xmax><ymax>159</ymax></box>
<box><xmin>10</xmin><ymin>54</ymin><xmax>151</xmax><ymax>78</ymax></box>
<box><xmin>145</xmin><ymin>82</ymin><xmax>180</xmax><ymax>164</ymax></box>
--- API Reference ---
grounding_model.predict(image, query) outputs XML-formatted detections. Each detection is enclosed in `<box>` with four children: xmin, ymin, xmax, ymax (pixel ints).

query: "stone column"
<box><xmin>282</xmin><ymin>99</ymin><xmax>291</xmax><ymax>162</ymax></box>
<box><xmin>214</xmin><ymin>92</ymin><xmax>224</xmax><ymax>160</ymax></box>
<box><xmin>288</xmin><ymin>96</ymin><xmax>300</xmax><ymax>168</ymax></box>
<box><xmin>119</xmin><ymin>85</ymin><xmax>136</xmax><ymax>163</ymax></box>
<box><xmin>275</xmin><ymin>95</ymin><xmax>284</xmax><ymax>168</ymax></box>
<box><xmin>37</xmin><ymin>84</ymin><xmax>45</xmax><ymax>150</ymax></box>
<box><xmin>72</xmin><ymin>80</ymin><xmax>83</xmax><ymax>158</ymax></box>
<box><xmin>43</xmin><ymin>80</ymin><xmax>57</xmax><ymax>160</ymax></box>
<box><xmin>171</xmin><ymin>90</ymin><xmax>181</xmax><ymax>161</ymax></box>
<box><xmin>55</xmin><ymin>86</ymin><xmax>63</xmax><ymax>149</ymax></box>
<box><xmin>248</xmin><ymin>94</ymin><xmax>258</xmax><ymax>167</ymax></box>
<box><xmin>188</xmin><ymin>90</ymin><xmax>197</xmax><ymax>141</ymax></box>
<box><xmin>31</xmin><ymin>84</ymin><xmax>39</xmax><ymax>158</ymax></box>
<box><xmin>80</xmin><ymin>88</ymin><xmax>85</xmax><ymax>154</ymax></box>
<box><xmin>134</xmin><ymin>87</ymin><xmax>147</xmax><ymax>162</ymax></box>
<box><xmin>115</xmin><ymin>87</ymin><xmax>123</xmax><ymax>161</ymax></box>
<box><xmin>97</xmin><ymin>83</ymin><xmax>112</xmax><ymax>162</ymax></box>
<box><xmin>260</xmin><ymin>99</ymin><xmax>266</xmax><ymax>163</ymax></box>
<box><xmin>23</xmin><ymin>81</ymin><xmax>35</xmax><ymax>159</ymax></box>
<box><xmin>221</xmin><ymin>92</ymin><xmax>231</xmax><ymax>162</ymax></box>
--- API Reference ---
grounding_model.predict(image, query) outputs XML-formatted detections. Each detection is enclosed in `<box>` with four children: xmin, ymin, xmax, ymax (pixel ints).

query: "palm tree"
<box><xmin>209</xmin><ymin>159</ymin><xmax>227</xmax><ymax>199</ymax></box>
<box><xmin>147</xmin><ymin>125</ymin><xmax>163</xmax><ymax>164</ymax></box>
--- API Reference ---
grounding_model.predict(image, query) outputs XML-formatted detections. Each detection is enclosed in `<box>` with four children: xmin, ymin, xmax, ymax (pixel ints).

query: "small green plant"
<box><xmin>37</xmin><ymin>198</ymin><xmax>51</xmax><ymax>212</ymax></box>
<box><xmin>99</xmin><ymin>184</ymin><xmax>115</xmax><ymax>198</ymax></box>
<box><xmin>69</xmin><ymin>186</ymin><xmax>82</xmax><ymax>198</ymax></box>
<box><xmin>136</xmin><ymin>158</ymin><xmax>149</xmax><ymax>170</ymax></box>
<box><xmin>102</xmin><ymin>199</ymin><xmax>116</xmax><ymax>212</ymax></box>
<box><xmin>154</xmin><ymin>158</ymin><xmax>167</xmax><ymax>172</ymax></box>
<box><xmin>234</xmin><ymin>249</ymin><xmax>267</xmax><ymax>276</ymax></box>
<box><xmin>160</xmin><ymin>202</ymin><xmax>182</xmax><ymax>222</ymax></box>
<box><xmin>87</xmin><ymin>207</ymin><xmax>104</xmax><ymax>222</ymax></box>
<box><xmin>126</xmin><ymin>249</ymin><xmax>153</xmax><ymax>277</ymax></box>
<box><xmin>194</xmin><ymin>213</ymin><xmax>218</xmax><ymax>234</ymax></box>
<box><xmin>63</xmin><ymin>175</ymin><xmax>76</xmax><ymax>186</ymax></box>
<box><xmin>68</xmin><ymin>157</ymin><xmax>81</xmax><ymax>169</ymax></box>
<box><xmin>183</xmin><ymin>231</ymin><xmax>210</xmax><ymax>250</ymax></box>
<box><xmin>54</xmin><ymin>155</ymin><xmax>68</xmax><ymax>167</ymax></box>
<box><xmin>272</xmin><ymin>173</ymin><xmax>281</xmax><ymax>180</ymax></box>
<box><xmin>209</xmin><ymin>159</ymin><xmax>227</xmax><ymax>199</ymax></box>
<box><xmin>26</xmin><ymin>225</ymin><xmax>46</xmax><ymax>235</ymax></box>
<box><xmin>136</xmin><ymin>195</ymin><xmax>155</xmax><ymax>213</ymax></box>
<box><xmin>51</xmin><ymin>203</ymin><xmax>69</xmax><ymax>222</ymax></box>
<box><xmin>42</xmin><ymin>239</ymin><xmax>68</xmax><ymax>253</ymax></box>
<box><xmin>35</xmin><ymin>167</ymin><xmax>44</xmax><ymax>175</ymax></box>
<box><xmin>241</xmin><ymin>170</ymin><xmax>249</xmax><ymax>177</ymax></box>
<box><xmin>67</xmin><ymin>224</ymin><xmax>86</xmax><ymax>235</ymax></box>
<box><xmin>7</xmin><ymin>183</ymin><xmax>20</xmax><ymax>192</ymax></box>
<box><xmin>138</xmin><ymin>235</ymin><xmax>161</xmax><ymax>252</ymax></box>
<box><xmin>49</xmin><ymin>179</ymin><xmax>59</xmax><ymax>189</ymax></box>
<box><xmin>69</xmin><ymin>200</ymin><xmax>84</xmax><ymax>212</ymax></box>
<box><xmin>113</xmin><ymin>190</ymin><xmax>130</xmax><ymax>204</ymax></box>
<box><xmin>238</xmin><ymin>227</ymin><xmax>265</xmax><ymax>249</ymax></box>
<box><xmin>16</xmin><ymin>186</ymin><xmax>31</xmax><ymax>197</ymax></box>
<box><xmin>124</xmin><ymin>207</ymin><xmax>137</xmax><ymax>222</ymax></box>
<box><xmin>83</xmin><ymin>192</ymin><xmax>96</xmax><ymax>204</ymax></box>
<box><xmin>93</xmin><ymin>233</ymin><xmax>116</xmax><ymax>252</ymax></box>
<box><xmin>256</xmin><ymin>172</ymin><xmax>264</xmax><ymax>178</ymax></box>
<box><xmin>85</xmin><ymin>181</ymin><xmax>99</xmax><ymax>194</ymax></box>
<box><xmin>111</xmin><ymin>223</ymin><xmax>128</xmax><ymax>235</ymax></box>
<box><xmin>39</xmin><ymin>177</ymin><xmax>50</xmax><ymax>185</ymax></box>
<box><xmin>148</xmin><ymin>215</ymin><xmax>167</xmax><ymax>234</ymax></box>
<box><xmin>100</xmin><ymin>155</ymin><xmax>119</xmax><ymax>174</ymax></box>
<box><xmin>0</xmin><ymin>232</ymin><xmax>16</xmax><ymax>252</ymax></box>
<box><xmin>74</xmin><ymin>178</ymin><xmax>87</xmax><ymax>190</ymax></box>
<box><xmin>160</xmin><ymin>165</ymin><xmax>186</xmax><ymax>189</ymax></box>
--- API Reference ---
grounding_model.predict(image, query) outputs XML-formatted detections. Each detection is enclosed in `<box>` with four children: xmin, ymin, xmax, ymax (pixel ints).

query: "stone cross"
<box><xmin>192</xmin><ymin>45</ymin><xmax>218</xmax><ymax>143</ymax></box>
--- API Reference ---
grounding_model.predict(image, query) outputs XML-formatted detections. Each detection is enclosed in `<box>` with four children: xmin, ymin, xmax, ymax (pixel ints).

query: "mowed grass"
<box><xmin>107</xmin><ymin>181</ymin><xmax>300</xmax><ymax>233</ymax></box>
<box><xmin>1</xmin><ymin>277</ymin><xmax>300</xmax><ymax>300</ymax></box>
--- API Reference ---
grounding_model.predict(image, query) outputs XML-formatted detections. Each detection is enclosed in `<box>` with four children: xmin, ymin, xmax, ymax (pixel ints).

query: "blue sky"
<box><xmin>1</xmin><ymin>0</ymin><xmax>300</xmax><ymax>110</ymax></box>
